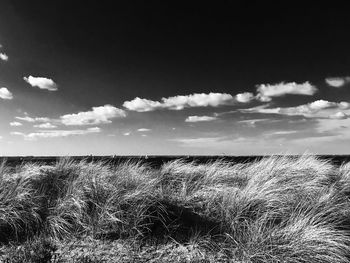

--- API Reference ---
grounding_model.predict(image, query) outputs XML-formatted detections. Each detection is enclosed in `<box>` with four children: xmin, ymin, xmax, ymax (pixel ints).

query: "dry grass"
<box><xmin>1</xmin><ymin>155</ymin><xmax>350</xmax><ymax>262</ymax></box>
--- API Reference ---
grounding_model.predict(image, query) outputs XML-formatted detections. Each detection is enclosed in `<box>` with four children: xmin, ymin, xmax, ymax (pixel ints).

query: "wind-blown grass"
<box><xmin>1</xmin><ymin>155</ymin><xmax>350</xmax><ymax>262</ymax></box>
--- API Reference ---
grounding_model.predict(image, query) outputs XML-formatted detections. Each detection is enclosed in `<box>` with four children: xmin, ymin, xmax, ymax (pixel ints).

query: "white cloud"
<box><xmin>60</xmin><ymin>105</ymin><xmax>126</xmax><ymax>126</ymax></box>
<box><xmin>162</xmin><ymin>93</ymin><xmax>235</xmax><ymax>109</ymax></box>
<box><xmin>15</xmin><ymin>116</ymin><xmax>50</xmax><ymax>123</ymax></box>
<box><xmin>123</xmin><ymin>132</ymin><xmax>131</xmax><ymax>136</ymax></box>
<box><xmin>123</xmin><ymin>92</ymin><xmax>252</xmax><ymax>112</ymax></box>
<box><xmin>137</xmin><ymin>128</ymin><xmax>151</xmax><ymax>132</ymax></box>
<box><xmin>235</xmin><ymin>92</ymin><xmax>255</xmax><ymax>103</ymax></box>
<box><xmin>123</xmin><ymin>97</ymin><xmax>163</xmax><ymax>112</ymax></box>
<box><xmin>240</xmin><ymin>100</ymin><xmax>350</xmax><ymax>118</ymax></box>
<box><xmin>325</xmin><ymin>77</ymin><xmax>350</xmax><ymax>88</ymax></box>
<box><xmin>329</xmin><ymin>112</ymin><xmax>347</xmax><ymax>119</ymax></box>
<box><xmin>23</xmin><ymin>75</ymin><xmax>58</xmax><ymax>91</ymax></box>
<box><xmin>185</xmin><ymin>115</ymin><xmax>218</xmax><ymax>122</ymax></box>
<box><xmin>0</xmin><ymin>87</ymin><xmax>13</xmax><ymax>100</ymax></box>
<box><xmin>33</xmin><ymin>123</ymin><xmax>57</xmax><ymax>129</ymax></box>
<box><xmin>238</xmin><ymin>118</ymin><xmax>272</xmax><ymax>127</ymax></box>
<box><xmin>10</xmin><ymin>122</ymin><xmax>22</xmax><ymax>127</ymax></box>
<box><xmin>10</xmin><ymin>132</ymin><xmax>25</xmax><ymax>136</ymax></box>
<box><xmin>238</xmin><ymin>118</ymin><xmax>270</xmax><ymax>124</ymax></box>
<box><xmin>256</xmin><ymin>81</ymin><xmax>317</xmax><ymax>102</ymax></box>
<box><xmin>267</xmin><ymin>130</ymin><xmax>298</xmax><ymax>136</ymax></box>
<box><xmin>170</xmin><ymin>136</ymin><xmax>226</xmax><ymax>147</ymax></box>
<box><xmin>0</xmin><ymin>53</ymin><xmax>8</xmax><ymax>61</ymax></box>
<box><xmin>11</xmin><ymin>127</ymin><xmax>101</xmax><ymax>140</ymax></box>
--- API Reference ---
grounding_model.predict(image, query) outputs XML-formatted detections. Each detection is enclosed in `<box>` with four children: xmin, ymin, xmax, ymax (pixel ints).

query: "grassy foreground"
<box><xmin>1</xmin><ymin>156</ymin><xmax>350</xmax><ymax>262</ymax></box>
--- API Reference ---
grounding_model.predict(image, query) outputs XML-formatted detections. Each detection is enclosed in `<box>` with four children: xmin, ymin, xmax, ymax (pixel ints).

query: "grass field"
<box><xmin>1</xmin><ymin>155</ymin><xmax>350</xmax><ymax>262</ymax></box>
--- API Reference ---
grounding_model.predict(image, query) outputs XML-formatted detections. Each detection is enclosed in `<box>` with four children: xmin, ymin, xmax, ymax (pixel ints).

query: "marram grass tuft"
<box><xmin>1</xmin><ymin>155</ymin><xmax>350</xmax><ymax>262</ymax></box>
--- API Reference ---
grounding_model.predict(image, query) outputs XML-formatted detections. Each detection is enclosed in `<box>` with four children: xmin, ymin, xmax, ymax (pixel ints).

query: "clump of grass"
<box><xmin>2</xmin><ymin>155</ymin><xmax>350</xmax><ymax>262</ymax></box>
<box><xmin>75</xmin><ymin>160</ymin><xmax>161</xmax><ymax>239</ymax></box>
<box><xmin>0</xmin><ymin>164</ymin><xmax>42</xmax><ymax>242</ymax></box>
<box><xmin>0</xmin><ymin>236</ymin><xmax>56</xmax><ymax>263</ymax></box>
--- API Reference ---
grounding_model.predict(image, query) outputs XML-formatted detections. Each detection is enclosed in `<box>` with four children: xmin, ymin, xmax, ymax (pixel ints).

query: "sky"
<box><xmin>1</xmin><ymin>1</ymin><xmax>350</xmax><ymax>156</ymax></box>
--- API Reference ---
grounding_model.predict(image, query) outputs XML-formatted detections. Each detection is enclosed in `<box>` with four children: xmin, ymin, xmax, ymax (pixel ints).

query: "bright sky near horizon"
<box><xmin>1</xmin><ymin>1</ymin><xmax>350</xmax><ymax>156</ymax></box>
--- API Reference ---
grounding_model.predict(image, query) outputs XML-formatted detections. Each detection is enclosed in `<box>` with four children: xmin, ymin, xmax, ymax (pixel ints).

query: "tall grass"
<box><xmin>1</xmin><ymin>155</ymin><xmax>350</xmax><ymax>262</ymax></box>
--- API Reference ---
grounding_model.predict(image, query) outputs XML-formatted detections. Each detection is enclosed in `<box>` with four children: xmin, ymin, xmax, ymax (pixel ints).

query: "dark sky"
<box><xmin>1</xmin><ymin>1</ymin><xmax>350</xmax><ymax>155</ymax></box>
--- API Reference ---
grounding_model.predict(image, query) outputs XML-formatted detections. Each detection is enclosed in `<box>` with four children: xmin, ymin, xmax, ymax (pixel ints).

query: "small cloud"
<box><xmin>141</xmin><ymin>134</ymin><xmax>147</xmax><ymax>137</ymax></box>
<box><xmin>10</xmin><ymin>121</ymin><xmax>22</xmax><ymax>127</ymax></box>
<box><xmin>23</xmin><ymin>75</ymin><xmax>58</xmax><ymax>91</ymax></box>
<box><xmin>123</xmin><ymin>132</ymin><xmax>131</xmax><ymax>136</ymax></box>
<box><xmin>329</xmin><ymin>112</ymin><xmax>348</xmax><ymax>119</ymax></box>
<box><xmin>256</xmin><ymin>81</ymin><xmax>317</xmax><ymax>102</ymax></box>
<box><xmin>15</xmin><ymin>116</ymin><xmax>35</xmax><ymax>122</ymax></box>
<box><xmin>185</xmin><ymin>115</ymin><xmax>218</xmax><ymax>122</ymax></box>
<box><xmin>240</xmin><ymin>100</ymin><xmax>350</xmax><ymax>118</ymax></box>
<box><xmin>10</xmin><ymin>131</ymin><xmax>25</xmax><ymax>136</ymax></box>
<box><xmin>137</xmin><ymin>128</ymin><xmax>151</xmax><ymax>132</ymax></box>
<box><xmin>238</xmin><ymin>118</ymin><xmax>271</xmax><ymax>127</ymax></box>
<box><xmin>11</xmin><ymin>127</ymin><xmax>101</xmax><ymax>140</ymax></box>
<box><xmin>33</xmin><ymin>122</ymin><xmax>57</xmax><ymax>129</ymax></box>
<box><xmin>123</xmin><ymin>92</ymin><xmax>238</xmax><ymax>112</ymax></box>
<box><xmin>235</xmin><ymin>92</ymin><xmax>254</xmax><ymax>103</ymax></box>
<box><xmin>123</xmin><ymin>97</ymin><xmax>163</xmax><ymax>112</ymax></box>
<box><xmin>325</xmin><ymin>76</ymin><xmax>350</xmax><ymax>88</ymax></box>
<box><xmin>60</xmin><ymin>105</ymin><xmax>126</xmax><ymax>126</ymax></box>
<box><xmin>171</xmin><ymin>136</ymin><xmax>225</xmax><ymax>147</ymax></box>
<box><xmin>0</xmin><ymin>87</ymin><xmax>13</xmax><ymax>100</ymax></box>
<box><xmin>15</xmin><ymin>115</ymin><xmax>50</xmax><ymax>123</ymax></box>
<box><xmin>87</xmin><ymin>127</ymin><xmax>100</xmax><ymax>133</ymax></box>
<box><xmin>267</xmin><ymin>130</ymin><xmax>298</xmax><ymax>136</ymax></box>
<box><xmin>0</xmin><ymin>53</ymin><xmax>8</xmax><ymax>61</ymax></box>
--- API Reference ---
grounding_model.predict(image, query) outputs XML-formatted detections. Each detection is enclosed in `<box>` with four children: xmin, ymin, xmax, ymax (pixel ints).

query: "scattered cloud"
<box><xmin>325</xmin><ymin>76</ymin><xmax>350</xmax><ymax>88</ymax></box>
<box><xmin>235</xmin><ymin>92</ymin><xmax>255</xmax><ymax>103</ymax></box>
<box><xmin>60</xmin><ymin>105</ymin><xmax>126</xmax><ymax>126</ymax></box>
<box><xmin>15</xmin><ymin>116</ymin><xmax>50</xmax><ymax>123</ymax></box>
<box><xmin>0</xmin><ymin>87</ymin><xmax>13</xmax><ymax>100</ymax></box>
<box><xmin>10</xmin><ymin>122</ymin><xmax>22</xmax><ymax>127</ymax></box>
<box><xmin>33</xmin><ymin>123</ymin><xmax>57</xmax><ymax>129</ymax></box>
<box><xmin>10</xmin><ymin>132</ymin><xmax>24</xmax><ymax>136</ymax></box>
<box><xmin>238</xmin><ymin>118</ymin><xmax>272</xmax><ymax>127</ymax></box>
<box><xmin>170</xmin><ymin>136</ymin><xmax>232</xmax><ymax>148</ymax></box>
<box><xmin>240</xmin><ymin>100</ymin><xmax>350</xmax><ymax>118</ymax></box>
<box><xmin>266</xmin><ymin>130</ymin><xmax>298</xmax><ymax>136</ymax></box>
<box><xmin>158</xmin><ymin>93</ymin><xmax>233</xmax><ymax>109</ymax></box>
<box><xmin>123</xmin><ymin>92</ymin><xmax>252</xmax><ymax>112</ymax></box>
<box><xmin>23</xmin><ymin>76</ymin><xmax>58</xmax><ymax>91</ymax></box>
<box><xmin>256</xmin><ymin>81</ymin><xmax>317</xmax><ymax>102</ymax></box>
<box><xmin>11</xmin><ymin>127</ymin><xmax>101</xmax><ymax>140</ymax></box>
<box><xmin>137</xmin><ymin>128</ymin><xmax>151</xmax><ymax>132</ymax></box>
<box><xmin>0</xmin><ymin>53</ymin><xmax>8</xmax><ymax>61</ymax></box>
<box><xmin>185</xmin><ymin>115</ymin><xmax>218</xmax><ymax>122</ymax></box>
<box><xmin>123</xmin><ymin>132</ymin><xmax>131</xmax><ymax>136</ymax></box>
<box><xmin>123</xmin><ymin>97</ymin><xmax>163</xmax><ymax>112</ymax></box>
<box><xmin>329</xmin><ymin>112</ymin><xmax>348</xmax><ymax>119</ymax></box>
<box><xmin>172</xmin><ymin>137</ymin><xmax>223</xmax><ymax>144</ymax></box>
